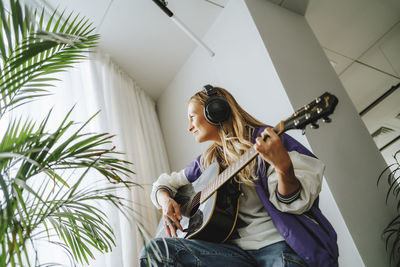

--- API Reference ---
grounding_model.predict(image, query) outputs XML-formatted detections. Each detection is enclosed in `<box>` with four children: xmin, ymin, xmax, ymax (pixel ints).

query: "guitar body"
<box><xmin>155</xmin><ymin>162</ymin><xmax>241</xmax><ymax>243</ymax></box>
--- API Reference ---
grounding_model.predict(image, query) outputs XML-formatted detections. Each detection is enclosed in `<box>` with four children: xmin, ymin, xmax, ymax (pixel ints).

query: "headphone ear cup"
<box><xmin>204</xmin><ymin>96</ymin><xmax>231</xmax><ymax>125</ymax></box>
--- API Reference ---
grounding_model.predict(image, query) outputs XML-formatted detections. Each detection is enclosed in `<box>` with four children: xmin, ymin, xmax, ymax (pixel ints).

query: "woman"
<box><xmin>140</xmin><ymin>86</ymin><xmax>338</xmax><ymax>267</ymax></box>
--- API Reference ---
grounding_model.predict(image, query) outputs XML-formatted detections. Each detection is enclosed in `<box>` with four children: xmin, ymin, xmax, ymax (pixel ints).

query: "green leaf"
<box><xmin>0</xmin><ymin>1</ymin><xmax>142</xmax><ymax>266</ymax></box>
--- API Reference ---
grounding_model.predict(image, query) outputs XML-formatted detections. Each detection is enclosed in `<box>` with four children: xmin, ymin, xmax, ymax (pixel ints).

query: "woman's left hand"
<box><xmin>254</xmin><ymin>127</ymin><xmax>300</xmax><ymax>196</ymax></box>
<box><xmin>254</xmin><ymin>127</ymin><xmax>292</xmax><ymax>174</ymax></box>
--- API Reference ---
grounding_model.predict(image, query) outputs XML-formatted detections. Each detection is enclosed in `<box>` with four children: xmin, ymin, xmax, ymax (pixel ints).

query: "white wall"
<box><xmin>158</xmin><ymin>0</ymin><xmax>293</xmax><ymax>170</ymax></box>
<box><xmin>156</xmin><ymin>0</ymin><xmax>392</xmax><ymax>266</ymax></box>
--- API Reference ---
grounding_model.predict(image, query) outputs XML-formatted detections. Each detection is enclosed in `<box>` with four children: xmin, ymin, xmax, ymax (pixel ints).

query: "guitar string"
<box><xmin>193</xmin><ymin>148</ymin><xmax>256</xmax><ymax>209</ymax></box>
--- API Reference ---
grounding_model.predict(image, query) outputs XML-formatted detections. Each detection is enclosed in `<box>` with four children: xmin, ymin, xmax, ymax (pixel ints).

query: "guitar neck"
<box><xmin>200</xmin><ymin>121</ymin><xmax>285</xmax><ymax>203</ymax></box>
<box><xmin>198</xmin><ymin>92</ymin><xmax>339</xmax><ymax>203</ymax></box>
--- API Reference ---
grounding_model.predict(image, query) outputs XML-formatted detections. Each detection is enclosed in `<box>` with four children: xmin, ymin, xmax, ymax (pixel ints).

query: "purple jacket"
<box><xmin>185</xmin><ymin>127</ymin><xmax>339</xmax><ymax>267</ymax></box>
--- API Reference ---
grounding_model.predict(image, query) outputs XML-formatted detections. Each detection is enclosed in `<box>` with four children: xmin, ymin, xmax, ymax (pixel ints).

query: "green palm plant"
<box><xmin>0</xmin><ymin>0</ymin><xmax>141</xmax><ymax>266</ymax></box>
<box><xmin>378</xmin><ymin>150</ymin><xmax>400</xmax><ymax>266</ymax></box>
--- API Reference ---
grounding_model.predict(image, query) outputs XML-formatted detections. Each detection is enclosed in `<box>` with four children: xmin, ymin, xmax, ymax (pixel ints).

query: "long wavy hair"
<box><xmin>189</xmin><ymin>87</ymin><xmax>266</xmax><ymax>185</ymax></box>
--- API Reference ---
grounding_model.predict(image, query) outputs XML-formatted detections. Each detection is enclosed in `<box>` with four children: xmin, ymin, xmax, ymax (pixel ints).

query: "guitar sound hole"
<box><xmin>189</xmin><ymin>192</ymin><xmax>202</xmax><ymax>217</ymax></box>
<box><xmin>190</xmin><ymin>203</ymin><xmax>200</xmax><ymax>217</ymax></box>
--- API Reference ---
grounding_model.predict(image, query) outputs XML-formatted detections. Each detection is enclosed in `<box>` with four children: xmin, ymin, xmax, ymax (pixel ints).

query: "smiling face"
<box><xmin>187</xmin><ymin>101</ymin><xmax>221</xmax><ymax>144</ymax></box>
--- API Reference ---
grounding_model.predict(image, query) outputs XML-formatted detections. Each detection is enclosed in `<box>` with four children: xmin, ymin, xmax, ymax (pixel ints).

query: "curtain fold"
<box><xmin>87</xmin><ymin>53</ymin><xmax>170</xmax><ymax>266</ymax></box>
<box><xmin>12</xmin><ymin>52</ymin><xmax>169</xmax><ymax>266</ymax></box>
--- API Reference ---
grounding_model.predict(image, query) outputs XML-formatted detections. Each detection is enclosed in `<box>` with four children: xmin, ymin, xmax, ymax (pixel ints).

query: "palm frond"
<box><xmin>0</xmin><ymin>0</ymin><xmax>99</xmax><ymax>118</ymax></box>
<box><xmin>378</xmin><ymin>150</ymin><xmax>400</xmax><ymax>266</ymax></box>
<box><xmin>0</xmin><ymin>116</ymin><xmax>42</xmax><ymax>170</ymax></box>
<box><xmin>0</xmin><ymin>1</ymin><xmax>151</xmax><ymax>266</ymax></box>
<box><xmin>1</xmin><ymin>109</ymin><xmax>138</xmax><ymax>266</ymax></box>
<box><xmin>27</xmin><ymin>165</ymin><xmax>134</xmax><ymax>264</ymax></box>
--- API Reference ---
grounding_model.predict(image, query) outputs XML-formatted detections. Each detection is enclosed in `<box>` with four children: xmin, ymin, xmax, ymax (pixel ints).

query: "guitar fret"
<box><xmin>201</xmin><ymin>151</ymin><xmax>259</xmax><ymax>202</ymax></box>
<box><xmin>200</xmin><ymin>146</ymin><xmax>259</xmax><ymax>202</ymax></box>
<box><xmin>202</xmin><ymin>132</ymin><xmax>286</xmax><ymax>202</ymax></box>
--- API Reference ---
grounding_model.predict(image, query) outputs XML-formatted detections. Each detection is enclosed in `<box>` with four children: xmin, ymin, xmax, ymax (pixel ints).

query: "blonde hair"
<box><xmin>189</xmin><ymin>87</ymin><xmax>266</xmax><ymax>185</ymax></box>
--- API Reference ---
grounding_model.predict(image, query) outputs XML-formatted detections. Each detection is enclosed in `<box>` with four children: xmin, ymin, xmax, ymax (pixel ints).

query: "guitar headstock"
<box><xmin>284</xmin><ymin>92</ymin><xmax>338</xmax><ymax>131</ymax></box>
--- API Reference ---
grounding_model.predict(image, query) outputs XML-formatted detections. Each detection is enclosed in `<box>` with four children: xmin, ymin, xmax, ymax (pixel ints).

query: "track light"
<box><xmin>152</xmin><ymin>0</ymin><xmax>215</xmax><ymax>57</ymax></box>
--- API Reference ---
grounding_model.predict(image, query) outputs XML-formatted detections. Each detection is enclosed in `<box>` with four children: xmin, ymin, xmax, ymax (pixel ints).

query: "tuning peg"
<box><xmin>322</xmin><ymin>117</ymin><xmax>332</xmax><ymax>123</ymax></box>
<box><xmin>310</xmin><ymin>122</ymin><xmax>319</xmax><ymax>129</ymax></box>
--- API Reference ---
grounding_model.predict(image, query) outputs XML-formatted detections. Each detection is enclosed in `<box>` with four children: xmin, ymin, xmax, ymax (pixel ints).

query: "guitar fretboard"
<box><xmin>199</xmin><ymin>147</ymin><xmax>258</xmax><ymax>203</ymax></box>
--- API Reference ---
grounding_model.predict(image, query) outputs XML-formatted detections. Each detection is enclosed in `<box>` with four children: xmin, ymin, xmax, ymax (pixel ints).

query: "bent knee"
<box><xmin>139</xmin><ymin>238</ymin><xmax>177</xmax><ymax>266</ymax></box>
<box><xmin>140</xmin><ymin>238</ymin><xmax>174</xmax><ymax>259</ymax></box>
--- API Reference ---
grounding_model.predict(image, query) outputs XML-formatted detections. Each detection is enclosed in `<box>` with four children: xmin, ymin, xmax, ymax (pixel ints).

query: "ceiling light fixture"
<box><xmin>152</xmin><ymin>0</ymin><xmax>215</xmax><ymax>57</ymax></box>
<box><xmin>371</xmin><ymin>126</ymin><xmax>394</xmax><ymax>138</ymax></box>
<box><xmin>359</xmin><ymin>82</ymin><xmax>399</xmax><ymax>117</ymax></box>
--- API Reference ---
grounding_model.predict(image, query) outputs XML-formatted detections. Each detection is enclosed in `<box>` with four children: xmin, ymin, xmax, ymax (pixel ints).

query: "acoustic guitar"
<box><xmin>156</xmin><ymin>92</ymin><xmax>338</xmax><ymax>243</ymax></box>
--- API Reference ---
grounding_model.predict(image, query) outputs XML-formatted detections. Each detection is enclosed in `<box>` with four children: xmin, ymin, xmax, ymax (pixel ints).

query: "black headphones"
<box><xmin>203</xmin><ymin>84</ymin><xmax>231</xmax><ymax>125</ymax></box>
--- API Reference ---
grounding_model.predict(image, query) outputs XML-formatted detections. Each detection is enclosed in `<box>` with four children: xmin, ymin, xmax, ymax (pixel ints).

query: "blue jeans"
<box><xmin>139</xmin><ymin>238</ymin><xmax>308</xmax><ymax>267</ymax></box>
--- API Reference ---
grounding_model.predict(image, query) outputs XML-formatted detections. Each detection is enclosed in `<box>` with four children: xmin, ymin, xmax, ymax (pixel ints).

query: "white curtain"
<box><xmin>86</xmin><ymin>52</ymin><xmax>169</xmax><ymax>266</ymax></box>
<box><xmin>13</xmin><ymin>52</ymin><xmax>169</xmax><ymax>266</ymax></box>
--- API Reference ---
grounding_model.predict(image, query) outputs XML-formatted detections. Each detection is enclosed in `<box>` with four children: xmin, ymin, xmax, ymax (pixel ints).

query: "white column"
<box><xmin>243</xmin><ymin>0</ymin><xmax>396</xmax><ymax>266</ymax></box>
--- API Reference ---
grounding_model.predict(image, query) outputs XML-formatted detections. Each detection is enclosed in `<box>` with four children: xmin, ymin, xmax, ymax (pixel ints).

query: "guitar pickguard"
<box><xmin>184</xmin><ymin>209</ymin><xmax>204</xmax><ymax>236</ymax></box>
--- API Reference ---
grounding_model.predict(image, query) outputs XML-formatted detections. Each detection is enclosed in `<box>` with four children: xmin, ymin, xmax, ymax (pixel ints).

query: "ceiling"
<box><xmin>31</xmin><ymin>0</ymin><xmax>400</xmax><ymax>162</ymax></box>
<box><xmin>305</xmin><ymin>0</ymin><xmax>400</xmax><ymax>162</ymax></box>
<box><xmin>32</xmin><ymin>0</ymin><xmax>230</xmax><ymax>99</ymax></box>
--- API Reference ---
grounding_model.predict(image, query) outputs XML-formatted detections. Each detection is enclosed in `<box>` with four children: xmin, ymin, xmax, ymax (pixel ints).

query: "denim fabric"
<box><xmin>139</xmin><ymin>239</ymin><xmax>307</xmax><ymax>267</ymax></box>
<box><xmin>247</xmin><ymin>241</ymin><xmax>308</xmax><ymax>267</ymax></box>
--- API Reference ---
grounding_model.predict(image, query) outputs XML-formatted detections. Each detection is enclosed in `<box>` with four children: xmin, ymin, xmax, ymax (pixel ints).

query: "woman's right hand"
<box><xmin>157</xmin><ymin>189</ymin><xmax>183</xmax><ymax>237</ymax></box>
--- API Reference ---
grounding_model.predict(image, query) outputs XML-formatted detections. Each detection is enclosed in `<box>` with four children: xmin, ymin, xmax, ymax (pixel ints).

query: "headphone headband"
<box><xmin>203</xmin><ymin>84</ymin><xmax>217</xmax><ymax>96</ymax></box>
